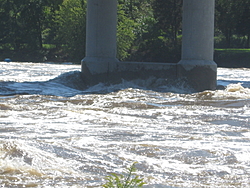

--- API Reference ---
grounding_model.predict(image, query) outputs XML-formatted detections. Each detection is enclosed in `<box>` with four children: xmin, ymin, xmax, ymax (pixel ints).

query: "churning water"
<box><xmin>0</xmin><ymin>62</ymin><xmax>249</xmax><ymax>187</ymax></box>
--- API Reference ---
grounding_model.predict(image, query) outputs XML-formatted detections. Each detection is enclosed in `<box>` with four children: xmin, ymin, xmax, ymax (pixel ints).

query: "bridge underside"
<box><xmin>81</xmin><ymin>0</ymin><xmax>217</xmax><ymax>92</ymax></box>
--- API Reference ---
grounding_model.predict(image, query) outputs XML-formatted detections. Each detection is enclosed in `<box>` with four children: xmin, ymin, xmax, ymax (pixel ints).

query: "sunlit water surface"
<box><xmin>0</xmin><ymin>62</ymin><xmax>250</xmax><ymax>187</ymax></box>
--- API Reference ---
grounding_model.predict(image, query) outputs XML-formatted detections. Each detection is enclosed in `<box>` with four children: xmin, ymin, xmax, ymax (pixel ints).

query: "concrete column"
<box><xmin>81</xmin><ymin>0</ymin><xmax>119</xmax><ymax>84</ymax></box>
<box><xmin>178</xmin><ymin>0</ymin><xmax>217</xmax><ymax>91</ymax></box>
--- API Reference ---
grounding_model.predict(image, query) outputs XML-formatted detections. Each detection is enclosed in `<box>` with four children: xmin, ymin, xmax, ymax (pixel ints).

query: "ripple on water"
<box><xmin>0</xmin><ymin>64</ymin><xmax>250</xmax><ymax>187</ymax></box>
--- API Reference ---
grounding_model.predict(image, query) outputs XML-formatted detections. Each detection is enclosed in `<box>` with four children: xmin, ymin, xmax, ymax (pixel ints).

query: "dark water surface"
<box><xmin>0</xmin><ymin>62</ymin><xmax>249</xmax><ymax>187</ymax></box>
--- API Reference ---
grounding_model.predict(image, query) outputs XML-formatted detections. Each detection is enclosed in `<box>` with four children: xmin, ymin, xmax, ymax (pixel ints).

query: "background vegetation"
<box><xmin>0</xmin><ymin>0</ymin><xmax>250</xmax><ymax>67</ymax></box>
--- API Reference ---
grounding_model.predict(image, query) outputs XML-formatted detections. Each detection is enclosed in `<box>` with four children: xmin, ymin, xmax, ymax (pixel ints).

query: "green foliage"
<box><xmin>117</xmin><ymin>0</ymin><xmax>153</xmax><ymax>61</ymax></box>
<box><xmin>0</xmin><ymin>0</ymin><xmax>63</xmax><ymax>61</ymax></box>
<box><xmin>117</xmin><ymin>5</ymin><xmax>136</xmax><ymax>61</ymax></box>
<box><xmin>0</xmin><ymin>0</ymin><xmax>250</xmax><ymax>64</ymax></box>
<box><xmin>152</xmin><ymin>0</ymin><xmax>182</xmax><ymax>46</ymax></box>
<box><xmin>215</xmin><ymin>0</ymin><xmax>250</xmax><ymax>48</ymax></box>
<box><xmin>102</xmin><ymin>163</ymin><xmax>145</xmax><ymax>188</ymax></box>
<box><xmin>215</xmin><ymin>48</ymin><xmax>250</xmax><ymax>53</ymax></box>
<box><xmin>214</xmin><ymin>48</ymin><xmax>250</xmax><ymax>68</ymax></box>
<box><xmin>126</xmin><ymin>0</ymin><xmax>182</xmax><ymax>62</ymax></box>
<box><xmin>55</xmin><ymin>0</ymin><xmax>86</xmax><ymax>62</ymax></box>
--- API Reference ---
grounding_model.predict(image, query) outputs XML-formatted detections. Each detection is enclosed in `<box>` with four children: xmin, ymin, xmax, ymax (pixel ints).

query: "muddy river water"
<box><xmin>0</xmin><ymin>62</ymin><xmax>249</xmax><ymax>187</ymax></box>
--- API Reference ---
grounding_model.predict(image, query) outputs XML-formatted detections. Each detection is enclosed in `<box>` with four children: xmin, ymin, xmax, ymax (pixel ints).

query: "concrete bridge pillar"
<box><xmin>81</xmin><ymin>0</ymin><xmax>119</xmax><ymax>84</ymax></box>
<box><xmin>178</xmin><ymin>0</ymin><xmax>217</xmax><ymax>91</ymax></box>
<box><xmin>81</xmin><ymin>0</ymin><xmax>217</xmax><ymax>91</ymax></box>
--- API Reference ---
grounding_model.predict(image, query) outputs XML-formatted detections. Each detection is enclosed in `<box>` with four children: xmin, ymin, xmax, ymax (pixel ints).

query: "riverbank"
<box><xmin>214</xmin><ymin>48</ymin><xmax>250</xmax><ymax>68</ymax></box>
<box><xmin>1</xmin><ymin>48</ymin><xmax>250</xmax><ymax>68</ymax></box>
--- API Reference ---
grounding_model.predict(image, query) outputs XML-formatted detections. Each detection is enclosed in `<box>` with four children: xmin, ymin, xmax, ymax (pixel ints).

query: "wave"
<box><xmin>0</xmin><ymin>140</ymin><xmax>85</xmax><ymax>187</ymax></box>
<box><xmin>197</xmin><ymin>83</ymin><xmax>250</xmax><ymax>100</ymax></box>
<box><xmin>0</xmin><ymin>71</ymin><xmax>194</xmax><ymax>96</ymax></box>
<box><xmin>0</xmin><ymin>71</ymin><xmax>249</xmax><ymax>98</ymax></box>
<box><xmin>0</xmin><ymin>71</ymin><xmax>85</xmax><ymax>97</ymax></box>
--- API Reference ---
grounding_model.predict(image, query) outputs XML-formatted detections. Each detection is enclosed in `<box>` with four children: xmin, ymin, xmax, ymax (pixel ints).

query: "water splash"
<box><xmin>0</xmin><ymin>140</ymin><xmax>85</xmax><ymax>187</ymax></box>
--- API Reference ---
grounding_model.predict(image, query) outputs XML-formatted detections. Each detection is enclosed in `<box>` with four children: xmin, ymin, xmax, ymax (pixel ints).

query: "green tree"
<box><xmin>0</xmin><ymin>0</ymin><xmax>25</xmax><ymax>50</ymax></box>
<box><xmin>40</xmin><ymin>0</ymin><xmax>63</xmax><ymax>45</ymax></box>
<box><xmin>56</xmin><ymin>0</ymin><xmax>86</xmax><ymax>62</ymax></box>
<box><xmin>215</xmin><ymin>0</ymin><xmax>239</xmax><ymax>47</ymax></box>
<box><xmin>20</xmin><ymin>0</ymin><xmax>45</xmax><ymax>49</ymax></box>
<box><xmin>117</xmin><ymin>3</ymin><xmax>137</xmax><ymax>61</ymax></box>
<box><xmin>117</xmin><ymin>0</ymin><xmax>154</xmax><ymax>61</ymax></box>
<box><xmin>152</xmin><ymin>0</ymin><xmax>182</xmax><ymax>47</ymax></box>
<box><xmin>130</xmin><ymin>0</ymin><xmax>182</xmax><ymax>62</ymax></box>
<box><xmin>0</xmin><ymin>0</ymin><xmax>63</xmax><ymax>61</ymax></box>
<box><xmin>235</xmin><ymin>0</ymin><xmax>250</xmax><ymax>47</ymax></box>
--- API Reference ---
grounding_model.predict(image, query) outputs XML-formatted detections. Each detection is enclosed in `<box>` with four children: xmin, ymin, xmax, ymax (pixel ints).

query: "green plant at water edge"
<box><xmin>102</xmin><ymin>162</ymin><xmax>145</xmax><ymax>188</ymax></box>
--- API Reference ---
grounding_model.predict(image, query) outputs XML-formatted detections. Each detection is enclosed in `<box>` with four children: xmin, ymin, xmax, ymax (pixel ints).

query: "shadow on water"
<box><xmin>0</xmin><ymin>71</ymin><xmax>86</xmax><ymax>97</ymax></box>
<box><xmin>0</xmin><ymin>71</ymin><xmax>197</xmax><ymax>97</ymax></box>
<box><xmin>0</xmin><ymin>70</ymin><xmax>250</xmax><ymax>97</ymax></box>
<box><xmin>217</xmin><ymin>79</ymin><xmax>250</xmax><ymax>89</ymax></box>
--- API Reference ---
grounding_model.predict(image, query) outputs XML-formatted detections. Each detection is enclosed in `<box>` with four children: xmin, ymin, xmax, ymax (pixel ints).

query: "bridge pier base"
<box><xmin>81</xmin><ymin>0</ymin><xmax>119</xmax><ymax>85</ymax></box>
<box><xmin>177</xmin><ymin>0</ymin><xmax>217</xmax><ymax>91</ymax></box>
<box><xmin>81</xmin><ymin>0</ymin><xmax>217</xmax><ymax>92</ymax></box>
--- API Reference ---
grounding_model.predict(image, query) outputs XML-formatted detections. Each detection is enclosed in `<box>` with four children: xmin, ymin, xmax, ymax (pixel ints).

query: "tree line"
<box><xmin>0</xmin><ymin>0</ymin><xmax>250</xmax><ymax>63</ymax></box>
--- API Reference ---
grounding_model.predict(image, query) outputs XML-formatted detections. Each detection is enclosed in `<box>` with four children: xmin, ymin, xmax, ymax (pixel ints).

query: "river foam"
<box><xmin>0</xmin><ymin>62</ymin><xmax>249</xmax><ymax>187</ymax></box>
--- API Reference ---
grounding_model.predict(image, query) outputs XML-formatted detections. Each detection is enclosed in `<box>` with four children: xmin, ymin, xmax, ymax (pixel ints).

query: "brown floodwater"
<box><xmin>0</xmin><ymin>62</ymin><xmax>249</xmax><ymax>187</ymax></box>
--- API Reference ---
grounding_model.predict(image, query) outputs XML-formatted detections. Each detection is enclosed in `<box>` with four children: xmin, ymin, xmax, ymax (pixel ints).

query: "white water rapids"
<box><xmin>0</xmin><ymin>62</ymin><xmax>249</xmax><ymax>187</ymax></box>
